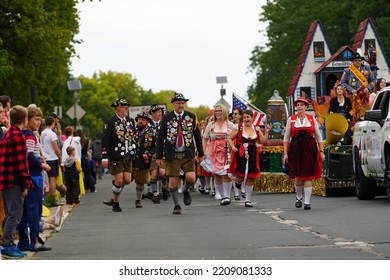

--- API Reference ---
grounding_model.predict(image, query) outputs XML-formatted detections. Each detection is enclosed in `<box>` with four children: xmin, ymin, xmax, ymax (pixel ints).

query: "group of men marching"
<box><xmin>101</xmin><ymin>92</ymin><xmax>203</xmax><ymax>215</ymax></box>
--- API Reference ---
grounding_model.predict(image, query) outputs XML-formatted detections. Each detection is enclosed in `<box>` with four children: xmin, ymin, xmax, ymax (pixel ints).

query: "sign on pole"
<box><xmin>66</xmin><ymin>103</ymin><xmax>86</xmax><ymax>120</ymax></box>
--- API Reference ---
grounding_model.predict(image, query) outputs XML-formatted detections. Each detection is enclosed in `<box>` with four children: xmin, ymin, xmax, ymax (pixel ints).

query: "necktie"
<box><xmin>122</xmin><ymin>118</ymin><xmax>126</xmax><ymax>128</ymax></box>
<box><xmin>177</xmin><ymin>114</ymin><xmax>183</xmax><ymax>148</ymax></box>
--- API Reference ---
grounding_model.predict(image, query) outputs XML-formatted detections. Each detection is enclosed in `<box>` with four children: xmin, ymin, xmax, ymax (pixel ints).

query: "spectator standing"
<box><xmin>17</xmin><ymin>106</ymin><xmax>52</xmax><ymax>252</ymax></box>
<box><xmin>40</xmin><ymin>116</ymin><xmax>62</xmax><ymax>207</ymax></box>
<box><xmin>63</xmin><ymin>146</ymin><xmax>82</xmax><ymax>206</ymax></box>
<box><xmin>77</xmin><ymin>129</ymin><xmax>95</xmax><ymax>192</ymax></box>
<box><xmin>0</xmin><ymin>105</ymin><xmax>30</xmax><ymax>259</ymax></box>
<box><xmin>91</xmin><ymin>137</ymin><xmax>103</xmax><ymax>179</ymax></box>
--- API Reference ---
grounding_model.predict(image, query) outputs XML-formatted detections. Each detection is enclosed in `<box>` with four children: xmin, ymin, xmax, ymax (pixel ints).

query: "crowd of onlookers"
<box><xmin>0</xmin><ymin>97</ymin><xmax>102</xmax><ymax>259</ymax></box>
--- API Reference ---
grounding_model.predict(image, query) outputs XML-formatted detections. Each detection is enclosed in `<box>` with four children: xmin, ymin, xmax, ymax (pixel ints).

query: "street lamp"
<box><xmin>216</xmin><ymin>76</ymin><xmax>227</xmax><ymax>96</ymax></box>
<box><xmin>67</xmin><ymin>80</ymin><xmax>82</xmax><ymax>130</ymax></box>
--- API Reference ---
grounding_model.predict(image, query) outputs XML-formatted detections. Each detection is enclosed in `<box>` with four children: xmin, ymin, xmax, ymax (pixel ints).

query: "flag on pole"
<box><xmin>232</xmin><ymin>93</ymin><xmax>264</xmax><ymax>126</ymax></box>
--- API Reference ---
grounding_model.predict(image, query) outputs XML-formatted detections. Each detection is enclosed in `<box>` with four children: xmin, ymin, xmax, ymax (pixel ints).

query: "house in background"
<box><xmin>286</xmin><ymin>18</ymin><xmax>390</xmax><ymax>116</ymax></box>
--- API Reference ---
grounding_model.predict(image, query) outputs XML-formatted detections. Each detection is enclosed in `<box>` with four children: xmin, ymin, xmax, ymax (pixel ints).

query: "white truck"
<box><xmin>352</xmin><ymin>86</ymin><xmax>390</xmax><ymax>202</ymax></box>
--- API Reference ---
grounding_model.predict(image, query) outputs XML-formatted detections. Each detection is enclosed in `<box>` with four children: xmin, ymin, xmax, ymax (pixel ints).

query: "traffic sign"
<box><xmin>66</xmin><ymin>103</ymin><xmax>86</xmax><ymax>120</ymax></box>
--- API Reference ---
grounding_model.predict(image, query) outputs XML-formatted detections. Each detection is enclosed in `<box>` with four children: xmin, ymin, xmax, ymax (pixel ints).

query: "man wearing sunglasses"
<box><xmin>340</xmin><ymin>52</ymin><xmax>374</xmax><ymax>96</ymax></box>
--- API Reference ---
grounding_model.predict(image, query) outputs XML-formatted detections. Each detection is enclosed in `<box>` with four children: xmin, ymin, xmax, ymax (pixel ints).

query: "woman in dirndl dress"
<box><xmin>202</xmin><ymin>104</ymin><xmax>235</xmax><ymax>205</ymax></box>
<box><xmin>283</xmin><ymin>97</ymin><xmax>325</xmax><ymax>210</ymax></box>
<box><xmin>228</xmin><ymin>110</ymin><xmax>268</xmax><ymax>207</ymax></box>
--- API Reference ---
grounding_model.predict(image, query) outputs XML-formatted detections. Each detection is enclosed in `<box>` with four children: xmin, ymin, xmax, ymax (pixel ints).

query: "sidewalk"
<box><xmin>1</xmin><ymin>201</ymin><xmax>76</xmax><ymax>260</ymax></box>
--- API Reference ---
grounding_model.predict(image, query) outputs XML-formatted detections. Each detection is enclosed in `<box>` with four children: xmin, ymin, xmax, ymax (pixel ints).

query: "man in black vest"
<box><xmin>102</xmin><ymin>98</ymin><xmax>136</xmax><ymax>212</ymax></box>
<box><xmin>132</xmin><ymin>111</ymin><xmax>156</xmax><ymax>209</ymax></box>
<box><xmin>156</xmin><ymin>92</ymin><xmax>204</xmax><ymax>214</ymax></box>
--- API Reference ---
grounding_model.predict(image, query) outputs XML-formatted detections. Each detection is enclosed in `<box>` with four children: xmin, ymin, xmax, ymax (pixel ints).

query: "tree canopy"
<box><xmin>248</xmin><ymin>0</ymin><xmax>390</xmax><ymax>111</ymax></box>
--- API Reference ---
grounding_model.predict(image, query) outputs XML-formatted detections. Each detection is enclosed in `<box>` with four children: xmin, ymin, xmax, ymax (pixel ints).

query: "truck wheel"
<box><xmin>385</xmin><ymin>157</ymin><xmax>390</xmax><ymax>203</ymax></box>
<box><xmin>354</xmin><ymin>154</ymin><xmax>376</xmax><ymax>200</ymax></box>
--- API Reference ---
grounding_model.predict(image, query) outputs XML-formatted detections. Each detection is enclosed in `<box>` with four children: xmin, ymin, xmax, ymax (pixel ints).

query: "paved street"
<box><xmin>32</xmin><ymin>175</ymin><xmax>390</xmax><ymax>260</ymax></box>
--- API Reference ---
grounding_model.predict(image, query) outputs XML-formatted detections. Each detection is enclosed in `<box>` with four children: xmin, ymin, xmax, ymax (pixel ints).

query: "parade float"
<box><xmin>254</xmin><ymin>18</ymin><xmax>390</xmax><ymax>196</ymax></box>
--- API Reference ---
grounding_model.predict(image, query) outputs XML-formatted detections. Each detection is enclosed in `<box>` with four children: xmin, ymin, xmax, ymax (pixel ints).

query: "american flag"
<box><xmin>232</xmin><ymin>93</ymin><xmax>264</xmax><ymax>126</ymax></box>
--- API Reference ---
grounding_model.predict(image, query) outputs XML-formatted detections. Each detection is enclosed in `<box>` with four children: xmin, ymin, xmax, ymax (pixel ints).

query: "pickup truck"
<box><xmin>352</xmin><ymin>86</ymin><xmax>390</xmax><ymax>202</ymax></box>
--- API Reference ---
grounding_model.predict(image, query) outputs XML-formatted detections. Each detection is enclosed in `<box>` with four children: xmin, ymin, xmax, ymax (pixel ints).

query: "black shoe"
<box><xmin>31</xmin><ymin>244</ymin><xmax>52</xmax><ymax>252</ymax></box>
<box><xmin>204</xmin><ymin>189</ymin><xmax>210</xmax><ymax>195</ymax></box>
<box><xmin>146</xmin><ymin>192</ymin><xmax>153</xmax><ymax>200</ymax></box>
<box><xmin>295</xmin><ymin>198</ymin><xmax>303</xmax><ymax>208</ymax></box>
<box><xmin>234</xmin><ymin>195</ymin><xmax>240</xmax><ymax>201</ymax></box>
<box><xmin>103</xmin><ymin>198</ymin><xmax>114</xmax><ymax>206</ymax></box>
<box><xmin>245</xmin><ymin>201</ymin><xmax>253</xmax><ymax>208</ymax></box>
<box><xmin>173</xmin><ymin>205</ymin><xmax>182</xmax><ymax>215</ymax></box>
<box><xmin>162</xmin><ymin>187</ymin><xmax>170</xmax><ymax>201</ymax></box>
<box><xmin>199</xmin><ymin>186</ymin><xmax>205</xmax><ymax>194</ymax></box>
<box><xmin>304</xmin><ymin>203</ymin><xmax>311</xmax><ymax>210</ymax></box>
<box><xmin>241</xmin><ymin>192</ymin><xmax>246</xmax><ymax>199</ymax></box>
<box><xmin>152</xmin><ymin>195</ymin><xmax>160</xmax><ymax>204</ymax></box>
<box><xmin>183</xmin><ymin>191</ymin><xmax>192</xmax><ymax>206</ymax></box>
<box><xmin>135</xmin><ymin>200</ymin><xmax>143</xmax><ymax>208</ymax></box>
<box><xmin>112</xmin><ymin>202</ymin><xmax>122</xmax><ymax>212</ymax></box>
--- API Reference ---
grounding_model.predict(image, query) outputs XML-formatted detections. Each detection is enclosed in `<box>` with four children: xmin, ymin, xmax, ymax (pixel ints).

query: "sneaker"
<box><xmin>183</xmin><ymin>191</ymin><xmax>192</xmax><ymax>206</ymax></box>
<box><xmin>152</xmin><ymin>195</ymin><xmax>160</xmax><ymax>204</ymax></box>
<box><xmin>162</xmin><ymin>187</ymin><xmax>170</xmax><ymax>201</ymax></box>
<box><xmin>54</xmin><ymin>206</ymin><xmax>64</xmax><ymax>226</ymax></box>
<box><xmin>172</xmin><ymin>205</ymin><xmax>181</xmax><ymax>215</ymax></box>
<box><xmin>1</xmin><ymin>246</ymin><xmax>24</xmax><ymax>259</ymax></box>
<box><xmin>135</xmin><ymin>200</ymin><xmax>143</xmax><ymax>208</ymax></box>
<box><xmin>112</xmin><ymin>202</ymin><xmax>122</xmax><ymax>212</ymax></box>
<box><xmin>55</xmin><ymin>212</ymin><xmax>69</xmax><ymax>232</ymax></box>
<box><xmin>14</xmin><ymin>246</ymin><xmax>27</xmax><ymax>256</ymax></box>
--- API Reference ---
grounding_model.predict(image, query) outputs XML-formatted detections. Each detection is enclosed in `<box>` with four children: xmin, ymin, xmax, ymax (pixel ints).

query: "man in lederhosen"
<box><xmin>132</xmin><ymin>111</ymin><xmax>156</xmax><ymax>209</ymax></box>
<box><xmin>148</xmin><ymin>104</ymin><xmax>170</xmax><ymax>204</ymax></box>
<box><xmin>102</xmin><ymin>98</ymin><xmax>136</xmax><ymax>212</ymax></box>
<box><xmin>155</xmin><ymin>92</ymin><xmax>204</xmax><ymax>215</ymax></box>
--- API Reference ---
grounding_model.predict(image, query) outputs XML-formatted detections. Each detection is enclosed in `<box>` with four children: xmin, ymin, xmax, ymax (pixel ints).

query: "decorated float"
<box><xmin>254</xmin><ymin>18</ymin><xmax>390</xmax><ymax>196</ymax></box>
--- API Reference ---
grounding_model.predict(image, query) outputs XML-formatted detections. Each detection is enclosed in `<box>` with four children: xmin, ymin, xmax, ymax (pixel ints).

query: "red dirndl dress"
<box><xmin>285</xmin><ymin>114</ymin><xmax>322</xmax><ymax>180</ymax></box>
<box><xmin>228</xmin><ymin>125</ymin><xmax>260</xmax><ymax>179</ymax></box>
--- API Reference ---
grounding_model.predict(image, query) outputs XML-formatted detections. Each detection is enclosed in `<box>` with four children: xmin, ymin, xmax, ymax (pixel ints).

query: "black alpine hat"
<box><xmin>111</xmin><ymin>98</ymin><xmax>129</xmax><ymax>107</ymax></box>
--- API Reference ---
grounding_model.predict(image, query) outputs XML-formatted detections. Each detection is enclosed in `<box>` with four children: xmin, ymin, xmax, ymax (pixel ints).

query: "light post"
<box><xmin>67</xmin><ymin>80</ymin><xmax>82</xmax><ymax>131</ymax></box>
<box><xmin>216</xmin><ymin>76</ymin><xmax>228</xmax><ymax>97</ymax></box>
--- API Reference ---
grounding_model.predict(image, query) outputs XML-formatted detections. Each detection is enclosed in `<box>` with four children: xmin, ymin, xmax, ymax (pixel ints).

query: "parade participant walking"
<box><xmin>232</xmin><ymin>107</ymin><xmax>244</xmax><ymax>199</ymax></box>
<box><xmin>283</xmin><ymin>97</ymin><xmax>325</xmax><ymax>210</ymax></box>
<box><xmin>228</xmin><ymin>110</ymin><xmax>268</xmax><ymax>207</ymax></box>
<box><xmin>102</xmin><ymin>98</ymin><xmax>136</xmax><ymax>212</ymax></box>
<box><xmin>17</xmin><ymin>106</ymin><xmax>52</xmax><ymax>252</ymax></box>
<box><xmin>202</xmin><ymin>104</ymin><xmax>235</xmax><ymax>205</ymax></box>
<box><xmin>340</xmin><ymin>52</ymin><xmax>374</xmax><ymax>96</ymax></box>
<box><xmin>0</xmin><ymin>105</ymin><xmax>30</xmax><ymax>259</ymax></box>
<box><xmin>155</xmin><ymin>92</ymin><xmax>204</xmax><ymax>215</ymax></box>
<box><xmin>148</xmin><ymin>104</ymin><xmax>169</xmax><ymax>203</ymax></box>
<box><xmin>133</xmin><ymin>111</ymin><xmax>156</xmax><ymax>208</ymax></box>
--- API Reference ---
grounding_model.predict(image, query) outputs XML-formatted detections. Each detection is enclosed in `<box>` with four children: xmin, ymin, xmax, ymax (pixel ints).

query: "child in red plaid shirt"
<box><xmin>0</xmin><ymin>105</ymin><xmax>30</xmax><ymax>259</ymax></box>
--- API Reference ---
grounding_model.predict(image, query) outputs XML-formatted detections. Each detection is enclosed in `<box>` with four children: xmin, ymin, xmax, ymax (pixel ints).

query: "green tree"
<box><xmin>248</xmin><ymin>0</ymin><xmax>390</xmax><ymax>111</ymax></box>
<box><xmin>0</xmin><ymin>0</ymin><xmax>80</xmax><ymax>114</ymax></box>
